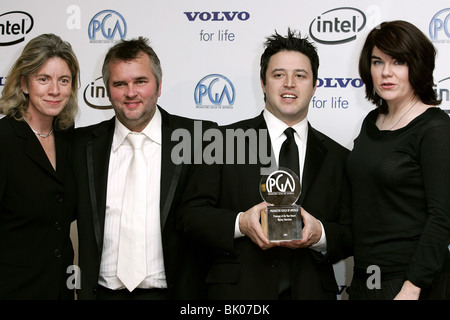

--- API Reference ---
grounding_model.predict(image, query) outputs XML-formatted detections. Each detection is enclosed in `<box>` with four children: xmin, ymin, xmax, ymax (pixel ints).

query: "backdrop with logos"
<box><xmin>1</xmin><ymin>0</ymin><xmax>449</xmax><ymax>299</ymax></box>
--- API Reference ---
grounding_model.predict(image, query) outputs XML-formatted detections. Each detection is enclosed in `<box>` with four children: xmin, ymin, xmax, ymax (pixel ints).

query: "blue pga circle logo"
<box><xmin>88</xmin><ymin>10</ymin><xmax>127</xmax><ymax>42</ymax></box>
<box><xmin>194</xmin><ymin>74</ymin><xmax>235</xmax><ymax>108</ymax></box>
<box><xmin>429</xmin><ymin>8</ymin><xmax>450</xmax><ymax>42</ymax></box>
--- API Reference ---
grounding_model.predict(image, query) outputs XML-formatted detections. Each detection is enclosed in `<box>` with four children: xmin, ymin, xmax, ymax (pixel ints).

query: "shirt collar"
<box><xmin>263</xmin><ymin>108</ymin><xmax>308</xmax><ymax>142</ymax></box>
<box><xmin>112</xmin><ymin>107</ymin><xmax>162</xmax><ymax>151</ymax></box>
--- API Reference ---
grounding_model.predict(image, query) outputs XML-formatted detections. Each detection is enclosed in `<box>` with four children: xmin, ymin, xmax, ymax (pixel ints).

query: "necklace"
<box><xmin>29</xmin><ymin>126</ymin><xmax>54</xmax><ymax>138</ymax></box>
<box><xmin>382</xmin><ymin>97</ymin><xmax>419</xmax><ymax>130</ymax></box>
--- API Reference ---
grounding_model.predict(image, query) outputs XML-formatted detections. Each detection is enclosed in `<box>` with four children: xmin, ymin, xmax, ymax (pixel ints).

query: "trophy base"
<box><xmin>261</xmin><ymin>205</ymin><xmax>302</xmax><ymax>242</ymax></box>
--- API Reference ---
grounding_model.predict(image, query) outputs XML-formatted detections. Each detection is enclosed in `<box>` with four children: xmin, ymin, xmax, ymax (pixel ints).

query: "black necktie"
<box><xmin>277</xmin><ymin>127</ymin><xmax>299</xmax><ymax>296</ymax></box>
<box><xmin>279</xmin><ymin>127</ymin><xmax>299</xmax><ymax>178</ymax></box>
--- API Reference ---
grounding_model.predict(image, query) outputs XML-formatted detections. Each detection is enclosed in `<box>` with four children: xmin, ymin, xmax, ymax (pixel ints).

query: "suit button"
<box><xmin>56</xmin><ymin>194</ymin><xmax>63</xmax><ymax>202</ymax></box>
<box><xmin>55</xmin><ymin>222</ymin><xmax>62</xmax><ymax>231</ymax></box>
<box><xmin>272</xmin><ymin>260</ymin><xmax>279</xmax><ymax>268</ymax></box>
<box><xmin>54</xmin><ymin>249</ymin><xmax>62</xmax><ymax>258</ymax></box>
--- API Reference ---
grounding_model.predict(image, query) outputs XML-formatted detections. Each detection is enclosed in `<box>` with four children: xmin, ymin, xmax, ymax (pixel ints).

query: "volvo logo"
<box><xmin>183</xmin><ymin>11</ymin><xmax>250</xmax><ymax>22</ymax></box>
<box><xmin>317</xmin><ymin>77</ymin><xmax>364</xmax><ymax>88</ymax></box>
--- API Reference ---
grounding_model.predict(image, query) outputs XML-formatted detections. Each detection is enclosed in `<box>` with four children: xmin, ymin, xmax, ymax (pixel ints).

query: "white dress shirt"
<box><xmin>99</xmin><ymin>108</ymin><xmax>167</xmax><ymax>290</ymax></box>
<box><xmin>263</xmin><ymin>108</ymin><xmax>307</xmax><ymax>183</ymax></box>
<box><xmin>234</xmin><ymin>108</ymin><xmax>327</xmax><ymax>253</ymax></box>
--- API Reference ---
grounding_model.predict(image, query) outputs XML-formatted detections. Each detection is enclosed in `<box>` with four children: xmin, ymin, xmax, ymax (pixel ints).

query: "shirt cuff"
<box><xmin>234</xmin><ymin>212</ymin><xmax>245</xmax><ymax>238</ymax></box>
<box><xmin>309</xmin><ymin>220</ymin><xmax>327</xmax><ymax>255</ymax></box>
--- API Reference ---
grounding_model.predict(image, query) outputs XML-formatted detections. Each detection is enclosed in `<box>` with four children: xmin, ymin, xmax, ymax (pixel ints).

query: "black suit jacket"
<box><xmin>0</xmin><ymin>117</ymin><xmax>76</xmax><ymax>299</ymax></box>
<box><xmin>178</xmin><ymin>112</ymin><xmax>352</xmax><ymax>299</ymax></box>
<box><xmin>73</xmin><ymin>106</ymin><xmax>214</xmax><ymax>299</ymax></box>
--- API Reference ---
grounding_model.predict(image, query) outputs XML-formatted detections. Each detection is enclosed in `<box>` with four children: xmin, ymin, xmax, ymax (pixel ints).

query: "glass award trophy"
<box><xmin>260</xmin><ymin>168</ymin><xmax>302</xmax><ymax>242</ymax></box>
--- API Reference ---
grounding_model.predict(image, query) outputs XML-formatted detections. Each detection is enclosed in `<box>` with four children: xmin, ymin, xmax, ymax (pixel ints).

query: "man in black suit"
<box><xmin>178</xmin><ymin>29</ymin><xmax>352</xmax><ymax>299</ymax></box>
<box><xmin>73</xmin><ymin>37</ymin><xmax>213</xmax><ymax>300</ymax></box>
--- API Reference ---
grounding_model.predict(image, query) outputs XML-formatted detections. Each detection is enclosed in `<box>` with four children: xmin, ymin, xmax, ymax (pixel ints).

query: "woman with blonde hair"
<box><xmin>0</xmin><ymin>33</ymin><xmax>80</xmax><ymax>299</ymax></box>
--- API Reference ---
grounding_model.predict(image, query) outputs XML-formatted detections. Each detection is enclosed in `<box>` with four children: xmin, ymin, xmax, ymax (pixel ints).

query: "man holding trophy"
<box><xmin>178</xmin><ymin>29</ymin><xmax>352</xmax><ymax>299</ymax></box>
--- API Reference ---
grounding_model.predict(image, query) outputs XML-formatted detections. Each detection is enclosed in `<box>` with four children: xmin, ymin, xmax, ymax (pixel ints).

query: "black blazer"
<box><xmin>178</xmin><ymin>112</ymin><xmax>353</xmax><ymax>299</ymax></box>
<box><xmin>73</xmin><ymin>106</ymin><xmax>215</xmax><ymax>299</ymax></box>
<box><xmin>0</xmin><ymin>117</ymin><xmax>76</xmax><ymax>299</ymax></box>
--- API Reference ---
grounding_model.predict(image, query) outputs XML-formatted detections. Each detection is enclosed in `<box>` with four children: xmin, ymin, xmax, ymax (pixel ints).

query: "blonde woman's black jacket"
<box><xmin>0</xmin><ymin>116</ymin><xmax>76</xmax><ymax>299</ymax></box>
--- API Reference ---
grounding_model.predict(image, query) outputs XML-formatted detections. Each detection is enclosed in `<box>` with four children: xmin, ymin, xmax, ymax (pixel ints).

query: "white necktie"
<box><xmin>117</xmin><ymin>133</ymin><xmax>147</xmax><ymax>291</ymax></box>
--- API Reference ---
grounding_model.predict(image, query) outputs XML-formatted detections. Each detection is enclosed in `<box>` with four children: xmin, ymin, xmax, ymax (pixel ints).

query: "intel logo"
<box><xmin>194</xmin><ymin>74</ymin><xmax>235</xmax><ymax>109</ymax></box>
<box><xmin>83</xmin><ymin>77</ymin><xmax>112</xmax><ymax>109</ymax></box>
<box><xmin>434</xmin><ymin>76</ymin><xmax>450</xmax><ymax>113</ymax></box>
<box><xmin>0</xmin><ymin>11</ymin><xmax>34</xmax><ymax>46</ymax></box>
<box><xmin>309</xmin><ymin>7</ymin><xmax>366</xmax><ymax>45</ymax></box>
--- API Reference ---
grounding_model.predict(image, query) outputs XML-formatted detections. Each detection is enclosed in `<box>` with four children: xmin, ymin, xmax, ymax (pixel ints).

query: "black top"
<box><xmin>0</xmin><ymin>116</ymin><xmax>76</xmax><ymax>299</ymax></box>
<box><xmin>347</xmin><ymin>107</ymin><xmax>450</xmax><ymax>288</ymax></box>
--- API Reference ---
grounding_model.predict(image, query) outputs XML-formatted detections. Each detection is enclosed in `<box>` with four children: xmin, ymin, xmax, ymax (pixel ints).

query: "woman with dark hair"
<box><xmin>0</xmin><ymin>33</ymin><xmax>79</xmax><ymax>299</ymax></box>
<box><xmin>347</xmin><ymin>20</ymin><xmax>450</xmax><ymax>299</ymax></box>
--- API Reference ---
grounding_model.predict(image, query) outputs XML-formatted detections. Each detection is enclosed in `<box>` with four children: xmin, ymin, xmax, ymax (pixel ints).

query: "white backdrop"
<box><xmin>1</xmin><ymin>0</ymin><xmax>449</xmax><ymax>299</ymax></box>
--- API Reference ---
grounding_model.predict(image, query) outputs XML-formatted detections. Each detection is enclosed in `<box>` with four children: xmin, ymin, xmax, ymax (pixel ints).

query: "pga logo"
<box><xmin>194</xmin><ymin>74</ymin><xmax>235</xmax><ymax>107</ymax></box>
<box><xmin>88</xmin><ymin>10</ymin><xmax>127</xmax><ymax>41</ymax></box>
<box><xmin>429</xmin><ymin>8</ymin><xmax>450</xmax><ymax>42</ymax></box>
<box><xmin>266</xmin><ymin>170</ymin><xmax>296</xmax><ymax>193</ymax></box>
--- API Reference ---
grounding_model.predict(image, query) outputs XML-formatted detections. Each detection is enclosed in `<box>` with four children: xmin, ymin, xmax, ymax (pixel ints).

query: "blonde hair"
<box><xmin>0</xmin><ymin>33</ymin><xmax>80</xmax><ymax>130</ymax></box>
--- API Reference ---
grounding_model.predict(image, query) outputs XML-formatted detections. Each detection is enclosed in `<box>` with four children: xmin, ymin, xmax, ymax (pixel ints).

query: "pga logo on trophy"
<box><xmin>260</xmin><ymin>168</ymin><xmax>302</xmax><ymax>242</ymax></box>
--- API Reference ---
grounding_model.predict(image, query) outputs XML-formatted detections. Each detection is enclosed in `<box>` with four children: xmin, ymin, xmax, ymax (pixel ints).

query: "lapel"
<box><xmin>85</xmin><ymin>117</ymin><xmax>115</xmax><ymax>256</ymax></box>
<box><xmin>9</xmin><ymin>118</ymin><xmax>62</xmax><ymax>183</ymax></box>
<box><xmin>245</xmin><ymin>112</ymin><xmax>276</xmax><ymax>174</ymax></box>
<box><xmin>85</xmin><ymin>109</ymin><xmax>182</xmax><ymax>252</ymax></box>
<box><xmin>298</xmin><ymin>123</ymin><xmax>327</xmax><ymax>204</ymax></box>
<box><xmin>54</xmin><ymin>129</ymin><xmax>68</xmax><ymax>181</ymax></box>
<box><xmin>159</xmin><ymin>107</ymin><xmax>182</xmax><ymax>230</ymax></box>
<box><xmin>243</xmin><ymin>114</ymin><xmax>326</xmax><ymax>204</ymax></box>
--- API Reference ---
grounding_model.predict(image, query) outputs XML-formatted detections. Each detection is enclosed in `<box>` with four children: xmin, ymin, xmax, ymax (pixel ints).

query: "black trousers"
<box><xmin>348</xmin><ymin>267</ymin><xmax>450</xmax><ymax>300</ymax></box>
